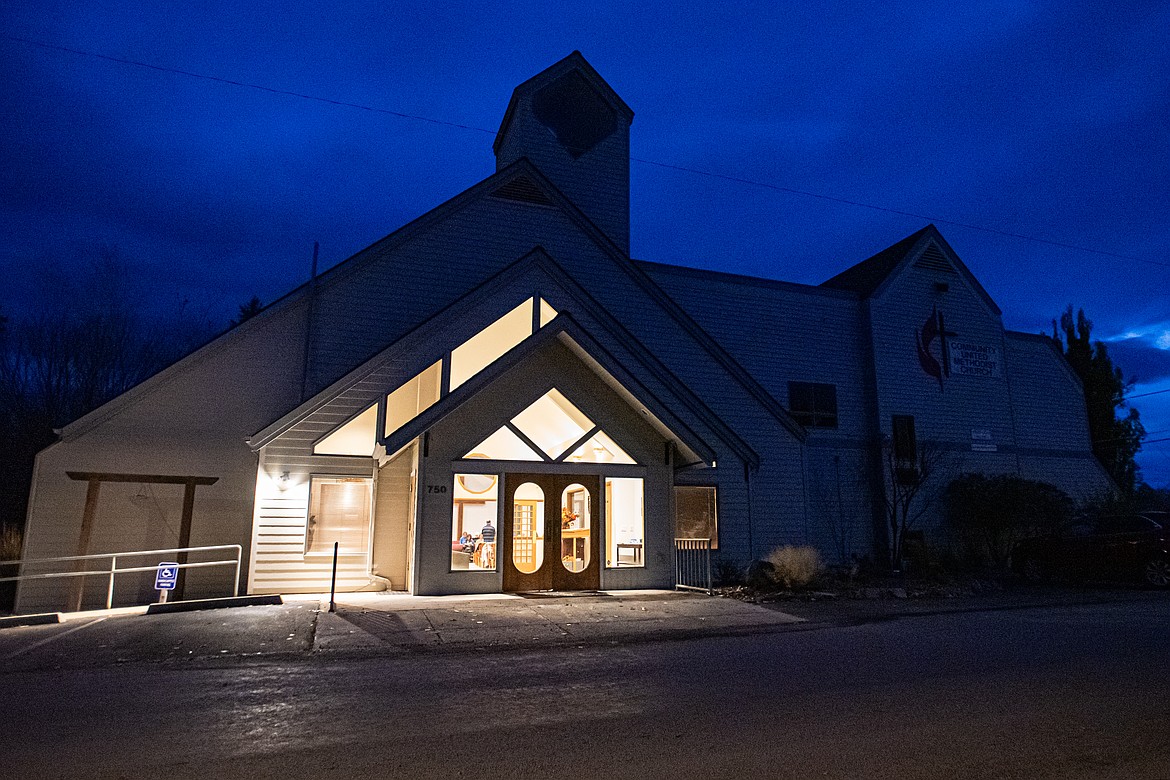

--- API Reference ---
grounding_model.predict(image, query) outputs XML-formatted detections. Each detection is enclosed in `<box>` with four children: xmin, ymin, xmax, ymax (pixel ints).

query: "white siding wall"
<box><xmin>18</xmin><ymin>303</ymin><xmax>309</xmax><ymax>612</ymax></box>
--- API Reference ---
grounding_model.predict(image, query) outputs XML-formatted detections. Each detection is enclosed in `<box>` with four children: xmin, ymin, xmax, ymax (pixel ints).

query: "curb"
<box><xmin>145</xmin><ymin>595</ymin><xmax>283</xmax><ymax>614</ymax></box>
<box><xmin>0</xmin><ymin>612</ymin><xmax>61</xmax><ymax>629</ymax></box>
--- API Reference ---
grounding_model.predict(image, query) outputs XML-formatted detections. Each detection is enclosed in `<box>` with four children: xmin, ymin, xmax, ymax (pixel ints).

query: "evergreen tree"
<box><xmin>1052</xmin><ymin>306</ymin><xmax>1145</xmax><ymax>494</ymax></box>
<box><xmin>232</xmin><ymin>296</ymin><xmax>263</xmax><ymax>326</ymax></box>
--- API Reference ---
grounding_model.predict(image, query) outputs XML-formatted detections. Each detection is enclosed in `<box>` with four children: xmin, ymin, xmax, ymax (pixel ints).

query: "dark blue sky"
<box><xmin>2</xmin><ymin>1</ymin><xmax>1168</xmax><ymax>485</ymax></box>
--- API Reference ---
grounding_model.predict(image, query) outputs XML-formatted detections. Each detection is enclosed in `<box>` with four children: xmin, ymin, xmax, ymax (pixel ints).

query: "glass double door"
<box><xmin>502</xmin><ymin>473</ymin><xmax>601</xmax><ymax>591</ymax></box>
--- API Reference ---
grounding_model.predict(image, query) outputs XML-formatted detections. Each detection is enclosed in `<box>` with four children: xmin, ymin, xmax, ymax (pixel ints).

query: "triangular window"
<box><xmin>565</xmin><ymin>430</ymin><xmax>635</xmax><ymax>464</ymax></box>
<box><xmin>313</xmin><ymin>404</ymin><xmax>378</xmax><ymax>457</ymax></box>
<box><xmin>467</xmin><ymin>427</ymin><xmax>543</xmax><ymax>461</ymax></box>
<box><xmin>462</xmin><ymin>389</ymin><xmax>638</xmax><ymax>464</ymax></box>
<box><xmin>540</xmin><ymin>298</ymin><xmax>557</xmax><ymax>327</ymax></box>
<box><xmin>512</xmin><ymin>389</ymin><xmax>594</xmax><ymax>459</ymax></box>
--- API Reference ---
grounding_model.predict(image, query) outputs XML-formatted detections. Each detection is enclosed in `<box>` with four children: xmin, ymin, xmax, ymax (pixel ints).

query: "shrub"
<box><xmin>0</xmin><ymin>524</ymin><xmax>22</xmax><ymax>614</ymax></box>
<box><xmin>766</xmin><ymin>545</ymin><xmax>823</xmax><ymax>589</ymax></box>
<box><xmin>0</xmin><ymin>524</ymin><xmax>21</xmax><ymax>562</ymax></box>
<box><xmin>945</xmin><ymin>474</ymin><xmax>1073</xmax><ymax>568</ymax></box>
<box><xmin>712</xmin><ymin>557</ymin><xmax>743</xmax><ymax>587</ymax></box>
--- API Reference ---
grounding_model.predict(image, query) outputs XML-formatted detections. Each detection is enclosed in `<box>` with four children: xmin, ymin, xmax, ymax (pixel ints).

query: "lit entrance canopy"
<box><xmin>465</xmin><ymin>388</ymin><xmax>636</xmax><ymax>464</ymax></box>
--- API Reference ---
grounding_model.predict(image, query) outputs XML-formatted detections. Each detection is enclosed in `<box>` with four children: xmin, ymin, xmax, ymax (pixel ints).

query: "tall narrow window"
<box><xmin>606</xmin><ymin>478</ymin><xmax>644</xmax><ymax>567</ymax></box>
<box><xmin>511</xmin><ymin>482</ymin><xmax>545</xmax><ymax>575</ymax></box>
<box><xmin>892</xmin><ymin>415</ymin><xmax>918</xmax><ymax>484</ymax></box>
<box><xmin>305</xmin><ymin>477</ymin><xmax>372</xmax><ymax>555</ymax></box>
<box><xmin>561</xmin><ymin>483</ymin><xmax>591</xmax><ymax>573</ymax></box>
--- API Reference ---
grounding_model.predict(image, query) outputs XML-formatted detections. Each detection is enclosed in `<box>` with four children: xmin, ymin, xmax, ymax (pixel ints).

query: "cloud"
<box><xmin>1106</xmin><ymin>335</ymin><xmax>1170</xmax><ymax>385</ymax></box>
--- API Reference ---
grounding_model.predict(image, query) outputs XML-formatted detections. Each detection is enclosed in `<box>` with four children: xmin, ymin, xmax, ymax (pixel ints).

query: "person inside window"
<box><xmin>477</xmin><ymin>519</ymin><xmax>497</xmax><ymax>568</ymax></box>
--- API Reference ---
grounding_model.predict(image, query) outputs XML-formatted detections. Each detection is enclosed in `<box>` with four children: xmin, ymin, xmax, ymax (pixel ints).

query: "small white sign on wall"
<box><xmin>971</xmin><ymin>428</ymin><xmax>997</xmax><ymax>452</ymax></box>
<box><xmin>950</xmin><ymin>342</ymin><xmax>1001</xmax><ymax>378</ymax></box>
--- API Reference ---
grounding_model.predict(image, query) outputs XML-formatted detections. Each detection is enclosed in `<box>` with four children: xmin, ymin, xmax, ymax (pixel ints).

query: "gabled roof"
<box><xmin>494</xmin><ymin>51</ymin><xmax>635</xmax><ymax>156</ymax></box>
<box><xmin>820</xmin><ymin>226</ymin><xmax>933</xmax><ymax>297</ymax></box>
<box><xmin>305</xmin><ymin>155</ymin><xmax>802</xmax><ymax>441</ymax></box>
<box><xmin>248</xmin><ymin>247</ymin><xmax>764</xmax><ymax>468</ymax></box>
<box><xmin>820</xmin><ymin>224</ymin><xmax>1002</xmax><ymax>316</ymax></box>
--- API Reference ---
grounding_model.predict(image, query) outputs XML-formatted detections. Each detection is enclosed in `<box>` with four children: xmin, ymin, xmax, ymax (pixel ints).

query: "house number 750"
<box><xmin>427</xmin><ymin>485</ymin><xmax>448</xmax><ymax>494</ymax></box>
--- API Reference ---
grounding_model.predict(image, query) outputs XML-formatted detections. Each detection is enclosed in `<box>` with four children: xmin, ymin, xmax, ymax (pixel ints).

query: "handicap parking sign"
<box><xmin>155</xmin><ymin>562</ymin><xmax>179</xmax><ymax>590</ymax></box>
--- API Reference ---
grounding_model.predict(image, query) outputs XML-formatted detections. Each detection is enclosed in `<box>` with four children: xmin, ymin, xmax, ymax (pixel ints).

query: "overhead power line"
<box><xmin>5</xmin><ymin>35</ymin><xmax>496</xmax><ymax>136</ymax></box>
<box><xmin>6</xmin><ymin>34</ymin><xmax>1170</xmax><ymax>270</ymax></box>
<box><xmin>632</xmin><ymin>158</ymin><xmax>1170</xmax><ymax>269</ymax></box>
<box><xmin>1129</xmin><ymin>387</ymin><xmax>1170</xmax><ymax>400</ymax></box>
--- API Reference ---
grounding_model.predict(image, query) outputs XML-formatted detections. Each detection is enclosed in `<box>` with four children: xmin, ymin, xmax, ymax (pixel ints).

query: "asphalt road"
<box><xmin>3</xmin><ymin>600</ymin><xmax>1169</xmax><ymax>779</ymax></box>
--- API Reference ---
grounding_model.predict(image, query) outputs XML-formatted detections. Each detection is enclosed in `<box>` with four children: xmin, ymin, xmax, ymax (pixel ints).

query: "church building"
<box><xmin>16</xmin><ymin>53</ymin><xmax>1111</xmax><ymax>610</ymax></box>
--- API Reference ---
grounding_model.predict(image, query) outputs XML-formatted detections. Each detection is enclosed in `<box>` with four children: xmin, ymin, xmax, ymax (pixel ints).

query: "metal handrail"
<box><xmin>0</xmin><ymin>544</ymin><xmax>242</xmax><ymax>610</ymax></box>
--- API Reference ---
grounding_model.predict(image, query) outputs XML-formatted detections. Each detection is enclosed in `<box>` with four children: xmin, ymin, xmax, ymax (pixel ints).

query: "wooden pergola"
<box><xmin>66</xmin><ymin>471</ymin><xmax>219</xmax><ymax>609</ymax></box>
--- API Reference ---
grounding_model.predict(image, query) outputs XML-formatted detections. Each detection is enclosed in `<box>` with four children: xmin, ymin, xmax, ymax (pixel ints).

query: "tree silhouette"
<box><xmin>1052</xmin><ymin>307</ymin><xmax>1145</xmax><ymax>495</ymax></box>
<box><xmin>232</xmin><ymin>296</ymin><xmax>263</xmax><ymax>326</ymax></box>
<box><xmin>0</xmin><ymin>247</ymin><xmax>216</xmax><ymax>533</ymax></box>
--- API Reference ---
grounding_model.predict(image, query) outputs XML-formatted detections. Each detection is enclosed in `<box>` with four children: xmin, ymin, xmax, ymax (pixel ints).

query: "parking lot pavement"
<box><xmin>0</xmin><ymin>602</ymin><xmax>319</xmax><ymax>672</ymax></box>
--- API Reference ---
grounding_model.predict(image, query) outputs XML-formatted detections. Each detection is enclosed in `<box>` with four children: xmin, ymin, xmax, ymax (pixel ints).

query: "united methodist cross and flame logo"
<box><xmin>916</xmin><ymin>306</ymin><xmax>957</xmax><ymax>391</ymax></box>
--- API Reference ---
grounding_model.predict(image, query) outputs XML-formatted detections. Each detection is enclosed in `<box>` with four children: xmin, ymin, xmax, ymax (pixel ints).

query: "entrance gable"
<box><xmin>428</xmin><ymin>339</ymin><xmax>669</xmax><ymax>471</ymax></box>
<box><xmin>250</xmin><ymin>248</ymin><xmax>754</xmax><ymax>469</ymax></box>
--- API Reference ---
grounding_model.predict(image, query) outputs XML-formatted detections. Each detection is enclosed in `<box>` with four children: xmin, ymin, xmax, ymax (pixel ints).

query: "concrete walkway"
<box><xmin>302</xmin><ymin>589</ymin><xmax>805</xmax><ymax>654</ymax></box>
<box><xmin>0</xmin><ymin>590</ymin><xmax>804</xmax><ymax>671</ymax></box>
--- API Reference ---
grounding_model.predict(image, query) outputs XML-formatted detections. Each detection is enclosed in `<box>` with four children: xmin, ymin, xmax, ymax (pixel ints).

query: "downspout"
<box><xmin>299</xmin><ymin>242</ymin><xmax>319</xmax><ymax>403</ymax></box>
<box><xmin>800</xmin><ymin>443</ymin><xmax>810</xmax><ymax>545</ymax></box>
<box><xmin>744</xmin><ymin>461</ymin><xmax>754</xmax><ymax>561</ymax></box>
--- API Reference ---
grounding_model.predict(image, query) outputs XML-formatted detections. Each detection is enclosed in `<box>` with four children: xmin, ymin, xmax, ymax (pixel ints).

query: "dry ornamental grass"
<box><xmin>767</xmin><ymin>545</ymin><xmax>824</xmax><ymax>589</ymax></box>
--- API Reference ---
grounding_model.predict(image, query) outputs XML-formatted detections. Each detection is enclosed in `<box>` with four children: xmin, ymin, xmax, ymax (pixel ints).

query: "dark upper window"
<box><xmin>892</xmin><ymin>415</ymin><xmax>917</xmax><ymax>461</ymax></box>
<box><xmin>891</xmin><ymin>415</ymin><xmax>918</xmax><ymax>484</ymax></box>
<box><xmin>787</xmin><ymin>382</ymin><xmax>838</xmax><ymax>429</ymax></box>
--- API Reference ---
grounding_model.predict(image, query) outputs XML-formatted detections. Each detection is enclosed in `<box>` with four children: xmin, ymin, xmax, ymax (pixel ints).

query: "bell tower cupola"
<box><xmin>494</xmin><ymin>52</ymin><xmax>634</xmax><ymax>254</ymax></box>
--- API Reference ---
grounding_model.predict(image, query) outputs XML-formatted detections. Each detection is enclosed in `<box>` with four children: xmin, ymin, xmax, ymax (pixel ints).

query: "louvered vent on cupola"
<box><xmin>491</xmin><ymin>176</ymin><xmax>552</xmax><ymax>205</ymax></box>
<box><xmin>913</xmin><ymin>243</ymin><xmax>956</xmax><ymax>273</ymax></box>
